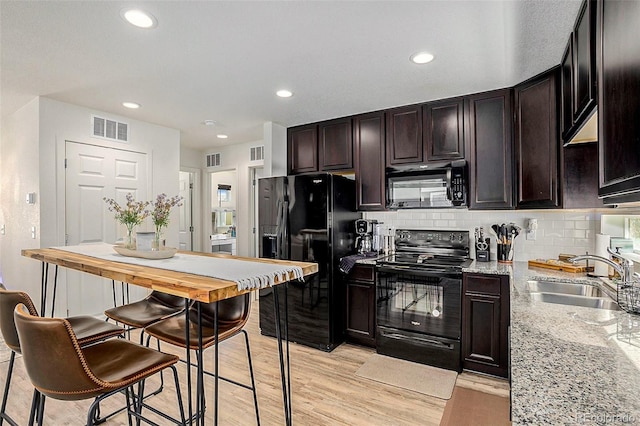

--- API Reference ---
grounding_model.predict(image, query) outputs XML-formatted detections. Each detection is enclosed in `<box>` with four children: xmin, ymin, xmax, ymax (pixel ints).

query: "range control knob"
<box><xmin>449</xmin><ymin>233</ymin><xmax>455</xmax><ymax>241</ymax></box>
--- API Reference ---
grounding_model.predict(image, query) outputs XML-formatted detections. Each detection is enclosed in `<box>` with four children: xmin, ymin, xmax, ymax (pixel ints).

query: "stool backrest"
<box><xmin>149</xmin><ymin>291</ymin><xmax>186</xmax><ymax>309</ymax></box>
<box><xmin>198</xmin><ymin>293</ymin><xmax>251</xmax><ymax>327</ymax></box>
<box><xmin>13</xmin><ymin>304</ymin><xmax>103</xmax><ymax>400</ymax></box>
<box><xmin>0</xmin><ymin>287</ymin><xmax>39</xmax><ymax>353</ymax></box>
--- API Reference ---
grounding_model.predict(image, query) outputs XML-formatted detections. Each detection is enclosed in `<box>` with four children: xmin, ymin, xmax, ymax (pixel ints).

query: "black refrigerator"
<box><xmin>258</xmin><ymin>173</ymin><xmax>359</xmax><ymax>351</ymax></box>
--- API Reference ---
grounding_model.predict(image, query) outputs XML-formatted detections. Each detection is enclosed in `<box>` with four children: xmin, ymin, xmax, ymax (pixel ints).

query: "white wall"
<box><xmin>263</xmin><ymin>121</ymin><xmax>287</xmax><ymax>177</ymax></box>
<box><xmin>0</xmin><ymin>98</ymin><xmax>41</xmax><ymax>296</ymax></box>
<box><xmin>203</xmin><ymin>140</ymin><xmax>264</xmax><ymax>257</ymax></box>
<box><xmin>0</xmin><ymin>97</ymin><xmax>180</xmax><ymax>306</ymax></box>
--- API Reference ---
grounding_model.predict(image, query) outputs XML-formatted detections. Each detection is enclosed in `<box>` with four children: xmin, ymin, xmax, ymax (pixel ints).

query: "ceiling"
<box><xmin>1</xmin><ymin>1</ymin><xmax>581</xmax><ymax>151</ymax></box>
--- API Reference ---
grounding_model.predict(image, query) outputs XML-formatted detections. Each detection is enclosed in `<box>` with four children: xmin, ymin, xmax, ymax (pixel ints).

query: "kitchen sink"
<box><xmin>527</xmin><ymin>280</ymin><xmax>621</xmax><ymax>310</ymax></box>
<box><xmin>527</xmin><ymin>280</ymin><xmax>603</xmax><ymax>297</ymax></box>
<box><xmin>529</xmin><ymin>292</ymin><xmax>621</xmax><ymax>310</ymax></box>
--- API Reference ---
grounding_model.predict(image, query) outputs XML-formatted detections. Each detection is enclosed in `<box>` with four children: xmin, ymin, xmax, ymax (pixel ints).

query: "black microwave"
<box><xmin>386</xmin><ymin>160</ymin><xmax>467</xmax><ymax>209</ymax></box>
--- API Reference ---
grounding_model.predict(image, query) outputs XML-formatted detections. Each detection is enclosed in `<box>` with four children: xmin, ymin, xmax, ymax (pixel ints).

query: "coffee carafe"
<box><xmin>356</xmin><ymin>234</ymin><xmax>373</xmax><ymax>254</ymax></box>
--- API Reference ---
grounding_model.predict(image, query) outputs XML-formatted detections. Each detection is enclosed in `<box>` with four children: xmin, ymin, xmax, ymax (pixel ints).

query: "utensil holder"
<box><xmin>475</xmin><ymin>238</ymin><xmax>490</xmax><ymax>262</ymax></box>
<box><xmin>497</xmin><ymin>243</ymin><xmax>512</xmax><ymax>263</ymax></box>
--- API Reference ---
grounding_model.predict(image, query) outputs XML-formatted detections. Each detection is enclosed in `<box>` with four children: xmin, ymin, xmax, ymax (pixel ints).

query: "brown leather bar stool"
<box><xmin>13</xmin><ymin>303</ymin><xmax>186</xmax><ymax>426</ymax></box>
<box><xmin>104</xmin><ymin>290</ymin><xmax>186</xmax><ymax>344</ymax></box>
<box><xmin>144</xmin><ymin>293</ymin><xmax>260</xmax><ymax>424</ymax></box>
<box><xmin>0</xmin><ymin>285</ymin><xmax>124</xmax><ymax>426</ymax></box>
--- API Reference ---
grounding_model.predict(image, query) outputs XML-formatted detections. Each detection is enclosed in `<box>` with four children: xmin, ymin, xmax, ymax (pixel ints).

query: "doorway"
<box><xmin>250</xmin><ymin>167</ymin><xmax>264</xmax><ymax>258</ymax></box>
<box><xmin>209</xmin><ymin>170</ymin><xmax>238</xmax><ymax>255</ymax></box>
<box><xmin>179</xmin><ymin>170</ymin><xmax>194</xmax><ymax>251</ymax></box>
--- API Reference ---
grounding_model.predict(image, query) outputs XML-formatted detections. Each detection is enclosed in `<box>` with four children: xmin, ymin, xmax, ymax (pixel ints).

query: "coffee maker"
<box><xmin>355</xmin><ymin>219</ymin><xmax>377</xmax><ymax>254</ymax></box>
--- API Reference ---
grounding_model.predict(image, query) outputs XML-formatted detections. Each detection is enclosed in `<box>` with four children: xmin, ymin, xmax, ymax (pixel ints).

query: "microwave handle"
<box><xmin>446</xmin><ymin>168</ymin><xmax>453</xmax><ymax>201</ymax></box>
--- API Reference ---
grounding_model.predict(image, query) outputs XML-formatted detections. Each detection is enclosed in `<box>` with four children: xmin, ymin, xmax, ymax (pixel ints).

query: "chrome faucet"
<box><xmin>569</xmin><ymin>248</ymin><xmax>633</xmax><ymax>284</ymax></box>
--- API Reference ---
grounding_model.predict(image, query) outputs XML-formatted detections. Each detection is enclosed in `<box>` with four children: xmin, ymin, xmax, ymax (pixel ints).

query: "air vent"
<box><xmin>206</xmin><ymin>153</ymin><xmax>221</xmax><ymax>167</ymax></box>
<box><xmin>250</xmin><ymin>145</ymin><xmax>264</xmax><ymax>161</ymax></box>
<box><xmin>92</xmin><ymin>115</ymin><xmax>129</xmax><ymax>142</ymax></box>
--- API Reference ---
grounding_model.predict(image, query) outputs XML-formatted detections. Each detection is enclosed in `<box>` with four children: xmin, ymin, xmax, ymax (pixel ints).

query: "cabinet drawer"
<box><xmin>464</xmin><ymin>274</ymin><xmax>501</xmax><ymax>296</ymax></box>
<box><xmin>349</xmin><ymin>264</ymin><xmax>375</xmax><ymax>282</ymax></box>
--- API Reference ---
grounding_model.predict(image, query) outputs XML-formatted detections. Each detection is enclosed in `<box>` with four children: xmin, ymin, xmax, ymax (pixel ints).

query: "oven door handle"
<box><xmin>381</xmin><ymin>332</ymin><xmax>455</xmax><ymax>350</ymax></box>
<box><xmin>376</xmin><ymin>265</ymin><xmax>458</xmax><ymax>278</ymax></box>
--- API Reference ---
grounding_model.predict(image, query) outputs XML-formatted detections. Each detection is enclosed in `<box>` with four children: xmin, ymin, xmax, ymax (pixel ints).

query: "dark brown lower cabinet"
<box><xmin>462</xmin><ymin>273</ymin><xmax>510</xmax><ymax>378</ymax></box>
<box><xmin>345</xmin><ymin>264</ymin><xmax>376</xmax><ymax>347</ymax></box>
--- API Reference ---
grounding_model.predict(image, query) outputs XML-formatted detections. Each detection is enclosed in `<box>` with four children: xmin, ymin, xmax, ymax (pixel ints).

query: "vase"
<box><xmin>153</xmin><ymin>228</ymin><xmax>164</xmax><ymax>251</ymax></box>
<box><xmin>125</xmin><ymin>226</ymin><xmax>136</xmax><ymax>249</ymax></box>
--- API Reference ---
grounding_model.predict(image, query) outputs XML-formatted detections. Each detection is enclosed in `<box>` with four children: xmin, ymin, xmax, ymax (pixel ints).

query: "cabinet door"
<box><xmin>560</xmin><ymin>38</ymin><xmax>574</xmax><ymax>142</ymax></box>
<box><xmin>462</xmin><ymin>273</ymin><xmax>509</xmax><ymax>378</ymax></box>
<box><xmin>424</xmin><ymin>97</ymin><xmax>465</xmax><ymax>162</ymax></box>
<box><xmin>563</xmin><ymin>144</ymin><xmax>602</xmax><ymax>208</ymax></box>
<box><xmin>467</xmin><ymin>89</ymin><xmax>514</xmax><ymax>209</ymax></box>
<box><xmin>573</xmin><ymin>0</ymin><xmax>597</xmax><ymax>123</ymax></box>
<box><xmin>514</xmin><ymin>69</ymin><xmax>560</xmax><ymax>208</ymax></box>
<box><xmin>386</xmin><ymin>106</ymin><xmax>422</xmax><ymax>166</ymax></box>
<box><xmin>354</xmin><ymin>112</ymin><xmax>386</xmax><ymax>211</ymax></box>
<box><xmin>288</xmin><ymin>124</ymin><xmax>318</xmax><ymax>174</ymax></box>
<box><xmin>346</xmin><ymin>280</ymin><xmax>376</xmax><ymax>347</ymax></box>
<box><xmin>598</xmin><ymin>0</ymin><xmax>640</xmax><ymax>201</ymax></box>
<box><xmin>319</xmin><ymin>118</ymin><xmax>353</xmax><ymax>171</ymax></box>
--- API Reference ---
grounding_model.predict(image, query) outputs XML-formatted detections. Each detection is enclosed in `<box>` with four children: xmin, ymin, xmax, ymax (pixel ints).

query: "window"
<box><xmin>625</xmin><ymin>216</ymin><xmax>640</xmax><ymax>253</ymax></box>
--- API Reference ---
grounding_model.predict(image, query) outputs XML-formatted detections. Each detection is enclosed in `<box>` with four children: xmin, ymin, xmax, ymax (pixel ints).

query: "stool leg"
<box><xmin>27</xmin><ymin>391</ymin><xmax>39</xmax><ymax>426</ymax></box>
<box><xmin>36</xmin><ymin>394</ymin><xmax>45</xmax><ymax>426</ymax></box>
<box><xmin>0</xmin><ymin>351</ymin><xmax>16</xmax><ymax>425</ymax></box>
<box><xmin>243</xmin><ymin>330</ymin><xmax>260</xmax><ymax>426</ymax></box>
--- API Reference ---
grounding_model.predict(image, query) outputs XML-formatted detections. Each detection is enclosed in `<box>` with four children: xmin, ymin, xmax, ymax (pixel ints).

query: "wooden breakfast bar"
<box><xmin>22</xmin><ymin>245</ymin><xmax>318</xmax><ymax>426</ymax></box>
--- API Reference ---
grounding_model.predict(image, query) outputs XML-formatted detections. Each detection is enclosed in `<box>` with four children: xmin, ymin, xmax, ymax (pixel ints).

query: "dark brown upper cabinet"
<box><xmin>597</xmin><ymin>0</ymin><xmax>640</xmax><ymax>203</ymax></box>
<box><xmin>386</xmin><ymin>105</ymin><xmax>422</xmax><ymax>166</ymax></box>
<box><xmin>423</xmin><ymin>97</ymin><xmax>465</xmax><ymax>162</ymax></box>
<box><xmin>573</xmin><ymin>0</ymin><xmax>597</xmax><ymax>123</ymax></box>
<box><xmin>561</xmin><ymin>0</ymin><xmax>597</xmax><ymax>145</ymax></box>
<box><xmin>354</xmin><ymin>111</ymin><xmax>386</xmax><ymax>211</ymax></box>
<box><xmin>514</xmin><ymin>68</ymin><xmax>560</xmax><ymax>209</ymax></box>
<box><xmin>319</xmin><ymin>118</ymin><xmax>353</xmax><ymax>171</ymax></box>
<box><xmin>466</xmin><ymin>89</ymin><xmax>514</xmax><ymax>210</ymax></box>
<box><xmin>288</xmin><ymin>124</ymin><xmax>318</xmax><ymax>174</ymax></box>
<box><xmin>560</xmin><ymin>38</ymin><xmax>574</xmax><ymax>142</ymax></box>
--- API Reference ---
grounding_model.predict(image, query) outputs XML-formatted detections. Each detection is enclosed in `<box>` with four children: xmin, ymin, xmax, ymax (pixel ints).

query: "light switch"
<box><xmin>31</xmin><ymin>226</ymin><xmax>36</xmax><ymax>239</ymax></box>
<box><xmin>26</xmin><ymin>192</ymin><xmax>36</xmax><ymax>204</ymax></box>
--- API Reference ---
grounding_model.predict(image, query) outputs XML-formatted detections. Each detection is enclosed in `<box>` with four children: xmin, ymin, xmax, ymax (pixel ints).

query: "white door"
<box><xmin>178</xmin><ymin>171</ymin><xmax>194</xmax><ymax>251</ymax></box>
<box><xmin>65</xmin><ymin>141</ymin><xmax>148</xmax><ymax>316</ymax></box>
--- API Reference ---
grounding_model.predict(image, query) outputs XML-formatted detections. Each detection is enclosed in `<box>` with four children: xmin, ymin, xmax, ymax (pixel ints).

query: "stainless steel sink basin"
<box><xmin>529</xmin><ymin>292</ymin><xmax>621</xmax><ymax>310</ymax></box>
<box><xmin>527</xmin><ymin>280</ymin><xmax>603</xmax><ymax>297</ymax></box>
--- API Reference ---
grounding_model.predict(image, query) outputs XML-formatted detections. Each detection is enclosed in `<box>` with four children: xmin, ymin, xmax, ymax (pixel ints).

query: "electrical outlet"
<box><xmin>31</xmin><ymin>226</ymin><xmax>36</xmax><ymax>239</ymax></box>
<box><xmin>526</xmin><ymin>229</ymin><xmax>537</xmax><ymax>240</ymax></box>
<box><xmin>0</xmin><ymin>225</ymin><xmax>4</xmax><ymax>235</ymax></box>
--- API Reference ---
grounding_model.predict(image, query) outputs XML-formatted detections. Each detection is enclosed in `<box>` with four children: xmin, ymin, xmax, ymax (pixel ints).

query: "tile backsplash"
<box><xmin>364</xmin><ymin>209</ymin><xmax>604</xmax><ymax>262</ymax></box>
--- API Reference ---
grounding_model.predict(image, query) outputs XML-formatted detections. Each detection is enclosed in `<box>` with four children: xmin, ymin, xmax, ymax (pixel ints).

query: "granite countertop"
<box><xmin>464</xmin><ymin>260</ymin><xmax>640</xmax><ymax>425</ymax></box>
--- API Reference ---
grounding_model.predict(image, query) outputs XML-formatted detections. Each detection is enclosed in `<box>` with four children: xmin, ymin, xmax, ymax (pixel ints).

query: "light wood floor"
<box><xmin>0</xmin><ymin>303</ymin><xmax>509</xmax><ymax>425</ymax></box>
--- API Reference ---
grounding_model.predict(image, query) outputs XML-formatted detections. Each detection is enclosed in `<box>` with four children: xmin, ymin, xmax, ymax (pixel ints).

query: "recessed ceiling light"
<box><xmin>276</xmin><ymin>89</ymin><xmax>293</xmax><ymax>98</ymax></box>
<box><xmin>217</xmin><ymin>134</ymin><xmax>228</xmax><ymax>139</ymax></box>
<box><xmin>410</xmin><ymin>52</ymin><xmax>435</xmax><ymax>64</ymax></box>
<box><xmin>121</xmin><ymin>9</ymin><xmax>157</xmax><ymax>29</ymax></box>
<box><xmin>122</xmin><ymin>102</ymin><xmax>140</xmax><ymax>109</ymax></box>
<box><xmin>203</xmin><ymin>120</ymin><xmax>216</xmax><ymax>126</ymax></box>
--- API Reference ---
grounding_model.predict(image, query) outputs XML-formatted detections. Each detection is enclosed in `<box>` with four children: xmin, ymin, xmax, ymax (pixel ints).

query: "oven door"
<box><xmin>376</xmin><ymin>266</ymin><xmax>461</xmax><ymax>340</ymax></box>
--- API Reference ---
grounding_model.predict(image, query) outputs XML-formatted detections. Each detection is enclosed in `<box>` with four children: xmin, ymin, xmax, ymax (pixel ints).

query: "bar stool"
<box><xmin>13</xmin><ymin>303</ymin><xmax>186</xmax><ymax>426</ymax></box>
<box><xmin>0</xmin><ymin>284</ymin><xmax>124</xmax><ymax>426</ymax></box>
<box><xmin>144</xmin><ymin>293</ymin><xmax>260</xmax><ymax>424</ymax></box>
<box><xmin>104</xmin><ymin>291</ymin><xmax>186</xmax><ymax>344</ymax></box>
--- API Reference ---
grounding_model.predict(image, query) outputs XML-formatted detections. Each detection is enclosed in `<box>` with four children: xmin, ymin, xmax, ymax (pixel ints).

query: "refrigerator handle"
<box><xmin>275</xmin><ymin>200</ymin><xmax>283</xmax><ymax>259</ymax></box>
<box><xmin>282</xmin><ymin>200</ymin><xmax>289</xmax><ymax>259</ymax></box>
